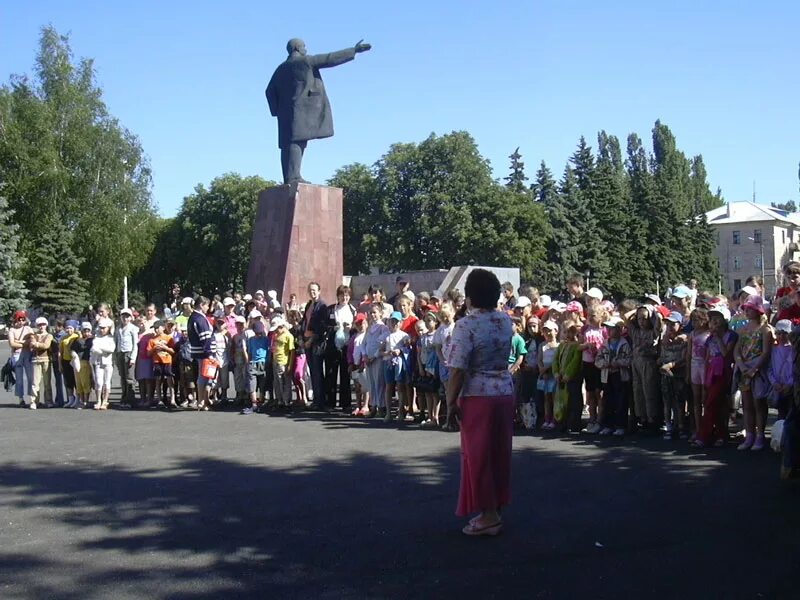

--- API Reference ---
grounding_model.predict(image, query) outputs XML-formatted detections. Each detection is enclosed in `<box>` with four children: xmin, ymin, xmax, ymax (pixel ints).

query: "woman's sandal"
<box><xmin>462</xmin><ymin>521</ymin><xmax>503</xmax><ymax>536</ymax></box>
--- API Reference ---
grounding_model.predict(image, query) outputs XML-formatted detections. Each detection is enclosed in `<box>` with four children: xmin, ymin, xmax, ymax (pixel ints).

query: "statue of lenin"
<box><xmin>266</xmin><ymin>38</ymin><xmax>372</xmax><ymax>184</ymax></box>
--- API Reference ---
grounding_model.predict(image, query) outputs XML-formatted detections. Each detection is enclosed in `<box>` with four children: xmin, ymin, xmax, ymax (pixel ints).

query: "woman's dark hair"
<box><xmin>336</xmin><ymin>284</ymin><xmax>351</xmax><ymax>298</ymax></box>
<box><xmin>464</xmin><ymin>268</ymin><xmax>502</xmax><ymax>310</ymax></box>
<box><xmin>745</xmin><ymin>274</ymin><xmax>763</xmax><ymax>288</ymax></box>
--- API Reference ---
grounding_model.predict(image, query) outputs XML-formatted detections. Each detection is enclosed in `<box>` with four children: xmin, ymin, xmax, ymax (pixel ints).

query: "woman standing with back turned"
<box><xmin>446</xmin><ymin>269</ymin><xmax>515</xmax><ymax>536</ymax></box>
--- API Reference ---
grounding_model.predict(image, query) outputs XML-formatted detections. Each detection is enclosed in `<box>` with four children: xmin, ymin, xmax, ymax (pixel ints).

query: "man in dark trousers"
<box><xmin>302</xmin><ymin>282</ymin><xmax>329</xmax><ymax>410</ymax></box>
<box><xmin>266</xmin><ymin>38</ymin><xmax>372</xmax><ymax>184</ymax></box>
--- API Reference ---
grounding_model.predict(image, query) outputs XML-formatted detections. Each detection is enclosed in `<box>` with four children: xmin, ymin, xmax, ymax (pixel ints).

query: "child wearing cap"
<box><xmin>230</xmin><ymin>316</ymin><xmax>250</xmax><ymax>407</ymax></box>
<box><xmin>147</xmin><ymin>321</ymin><xmax>177</xmax><ymax>408</ymax></box>
<box><xmin>8</xmin><ymin>311</ymin><xmax>34</xmax><ymax>406</ymax></box>
<box><xmin>560</xmin><ymin>302</ymin><xmax>584</xmax><ymax>341</ymax></box>
<box><xmin>694</xmin><ymin>307</ymin><xmax>737</xmax><ymax>447</ymax></box>
<box><xmin>382</xmin><ymin>311</ymin><xmax>412</xmax><ymax>422</ymax></box>
<box><xmin>508</xmin><ymin>317</ymin><xmax>528</xmax><ymax>404</ymax></box>
<box><xmin>136</xmin><ymin>324</ymin><xmax>156</xmax><ymax>408</ymax></box>
<box><xmin>270</xmin><ymin>317</ymin><xmax>295</xmax><ymax>409</ymax></box>
<box><xmin>658</xmin><ymin>312</ymin><xmax>689</xmax><ymax>440</ymax></box>
<box><xmin>580</xmin><ymin>305</ymin><xmax>608</xmax><ymax>433</ymax></box>
<box><xmin>242</xmin><ymin>321</ymin><xmax>270</xmax><ymax>415</ymax></box>
<box><xmin>59</xmin><ymin>321</ymin><xmax>81</xmax><ymax>408</ymax></box>
<box><xmin>115</xmin><ymin>309</ymin><xmax>140</xmax><ymax>408</ymax></box>
<box><xmin>686</xmin><ymin>308</ymin><xmax>711</xmax><ymax>441</ymax></box>
<box><xmin>518</xmin><ymin>317</ymin><xmax>542</xmax><ymax>429</ymax></box>
<box><xmin>595</xmin><ymin>316</ymin><xmax>631</xmax><ymax>436</ymax></box>
<box><xmin>30</xmin><ymin>317</ymin><xmax>54</xmax><ymax>409</ymax></box>
<box><xmin>364</xmin><ymin>303</ymin><xmax>390</xmax><ymax>418</ymax></box>
<box><xmin>769</xmin><ymin>320</ymin><xmax>794</xmax><ymax>419</ymax></box>
<box><xmin>537</xmin><ymin>321</ymin><xmax>560</xmax><ymax>430</ymax></box>
<box><xmin>553</xmin><ymin>324</ymin><xmax>583</xmax><ymax>433</ymax></box>
<box><xmin>286</xmin><ymin>309</ymin><xmax>308</xmax><ymax>407</ymax></box>
<box><xmin>349</xmin><ymin>313</ymin><xmax>370</xmax><ymax>415</ymax></box>
<box><xmin>71</xmin><ymin>323</ymin><xmax>94</xmax><ymax>408</ymax></box>
<box><xmin>90</xmin><ymin>318</ymin><xmax>116</xmax><ymax>410</ymax></box>
<box><xmin>733</xmin><ymin>296</ymin><xmax>774</xmax><ymax>450</ymax></box>
<box><xmin>415</xmin><ymin>313</ymin><xmax>441</xmax><ymax>427</ymax></box>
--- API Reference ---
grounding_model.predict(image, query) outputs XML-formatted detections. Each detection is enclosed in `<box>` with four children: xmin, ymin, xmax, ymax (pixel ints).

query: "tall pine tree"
<box><xmin>504</xmin><ymin>147</ymin><xmax>528</xmax><ymax>193</ymax></box>
<box><xmin>27</xmin><ymin>232</ymin><xmax>89</xmax><ymax>314</ymax></box>
<box><xmin>0</xmin><ymin>194</ymin><xmax>28</xmax><ymax>316</ymax></box>
<box><xmin>569</xmin><ymin>138</ymin><xmax>609</xmax><ymax>288</ymax></box>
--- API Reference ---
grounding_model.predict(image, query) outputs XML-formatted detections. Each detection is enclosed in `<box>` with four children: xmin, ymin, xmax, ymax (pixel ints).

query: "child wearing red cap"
<box><xmin>7</xmin><ymin>310</ymin><xmax>34</xmax><ymax>406</ymax></box>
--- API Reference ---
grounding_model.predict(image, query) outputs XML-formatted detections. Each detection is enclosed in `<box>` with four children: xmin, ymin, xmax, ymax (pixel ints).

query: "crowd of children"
<box><xmin>6</xmin><ymin>266</ymin><xmax>800</xmax><ymax>476</ymax></box>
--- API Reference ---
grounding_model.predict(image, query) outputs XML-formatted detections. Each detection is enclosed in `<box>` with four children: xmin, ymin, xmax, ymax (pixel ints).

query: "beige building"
<box><xmin>706</xmin><ymin>201</ymin><xmax>800</xmax><ymax>298</ymax></box>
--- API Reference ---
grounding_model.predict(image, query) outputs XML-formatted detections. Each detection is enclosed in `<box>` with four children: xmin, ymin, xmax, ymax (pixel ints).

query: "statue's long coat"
<box><xmin>266</xmin><ymin>48</ymin><xmax>356</xmax><ymax>149</ymax></box>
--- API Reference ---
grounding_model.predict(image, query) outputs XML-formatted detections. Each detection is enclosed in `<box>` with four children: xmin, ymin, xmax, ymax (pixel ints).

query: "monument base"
<box><xmin>246</xmin><ymin>183</ymin><xmax>343</xmax><ymax>305</ymax></box>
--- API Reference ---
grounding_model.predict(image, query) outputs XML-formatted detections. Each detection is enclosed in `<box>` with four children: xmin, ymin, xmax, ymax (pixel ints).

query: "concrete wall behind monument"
<box><xmin>246</xmin><ymin>183</ymin><xmax>344</xmax><ymax>303</ymax></box>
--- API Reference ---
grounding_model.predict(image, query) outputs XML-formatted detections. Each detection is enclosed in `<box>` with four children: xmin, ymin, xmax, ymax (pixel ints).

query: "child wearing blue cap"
<box><xmin>381</xmin><ymin>311</ymin><xmax>411</xmax><ymax>422</ymax></box>
<box><xmin>658</xmin><ymin>311</ymin><xmax>688</xmax><ymax>440</ymax></box>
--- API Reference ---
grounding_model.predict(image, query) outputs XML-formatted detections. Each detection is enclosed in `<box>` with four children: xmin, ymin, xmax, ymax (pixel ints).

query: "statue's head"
<box><xmin>286</xmin><ymin>38</ymin><xmax>307</xmax><ymax>56</ymax></box>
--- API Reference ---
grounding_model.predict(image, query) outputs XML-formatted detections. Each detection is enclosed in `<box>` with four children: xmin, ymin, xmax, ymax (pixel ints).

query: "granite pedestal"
<box><xmin>246</xmin><ymin>183</ymin><xmax>343</xmax><ymax>304</ymax></box>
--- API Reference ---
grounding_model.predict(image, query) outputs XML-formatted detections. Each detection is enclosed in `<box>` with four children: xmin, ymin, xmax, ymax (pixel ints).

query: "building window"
<box><xmin>733</xmin><ymin>278</ymin><xmax>742</xmax><ymax>291</ymax></box>
<box><xmin>753</xmin><ymin>229</ymin><xmax>762</xmax><ymax>243</ymax></box>
<box><xmin>733</xmin><ymin>256</ymin><xmax>741</xmax><ymax>270</ymax></box>
<box><xmin>733</xmin><ymin>230</ymin><xmax>741</xmax><ymax>245</ymax></box>
<box><xmin>755</xmin><ymin>255</ymin><xmax>762</xmax><ymax>268</ymax></box>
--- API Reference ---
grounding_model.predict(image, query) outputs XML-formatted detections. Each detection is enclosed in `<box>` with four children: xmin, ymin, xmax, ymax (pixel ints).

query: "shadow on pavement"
<box><xmin>0</xmin><ymin>428</ymin><xmax>799</xmax><ymax>598</ymax></box>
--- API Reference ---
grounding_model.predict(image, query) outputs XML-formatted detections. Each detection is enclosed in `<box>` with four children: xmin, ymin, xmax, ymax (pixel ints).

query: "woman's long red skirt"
<box><xmin>456</xmin><ymin>395</ymin><xmax>515</xmax><ymax>516</ymax></box>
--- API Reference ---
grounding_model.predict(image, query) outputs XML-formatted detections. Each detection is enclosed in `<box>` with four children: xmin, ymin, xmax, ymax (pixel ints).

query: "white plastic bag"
<box><xmin>521</xmin><ymin>402</ymin><xmax>537</xmax><ymax>430</ymax></box>
<box><xmin>771</xmin><ymin>420</ymin><xmax>784</xmax><ymax>453</ymax></box>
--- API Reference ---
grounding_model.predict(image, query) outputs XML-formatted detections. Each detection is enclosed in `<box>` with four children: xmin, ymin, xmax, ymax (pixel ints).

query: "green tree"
<box><xmin>165</xmin><ymin>173</ymin><xmax>274</xmax><ymax>295</ymax></box>
<box><xmin>26</xmin><ymin>232</ymin><xmax>89</xmax><ymax>314</ymax></box>
<box><xmin>568</xmin><ymin>138</ymin><xmax>609</xmax><ymax>287</ymax></box>
<box><xmin>504</xmin><ymin>147</ymin><xmax>528</xmax><ymax>193</ymax></box>
<box><xmin>690</xmin><ymin>155</ymin><xmax>725</xmax><ymax>212</ymax></box>
<box><xmin>593</xmin><ymin>131</ymin><xmax>642</xmax><ymax>298</ymax></box>
<box><xmin>328</xmin><ymin>163</ymin><xmax>380</xmax><ymax>275</ymax></box>
<box><xmin>0</xmin><ymin>26</ymin><xmax>159</xmax><ymax>302</ymax></box>
<box><xmin>0</xmin><ymin>194</ymin><xmax>28</xmax><ymax>316</ymax></box>
<box><xmin>329</xmin><ymin>132</ymin><xmax>549</xmax><ymax>279</ymax></box>
<box><xmin>771</xmin><ymin>200</ymin><xmax>797</xmax><ymax>213</ymax></box>
<box><xmin>626</xmin><ymin>132</ymin><xmax>658</xmax><ymax>292</ymax></box>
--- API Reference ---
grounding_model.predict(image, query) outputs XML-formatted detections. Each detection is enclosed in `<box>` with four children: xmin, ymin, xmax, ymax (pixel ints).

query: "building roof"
<box><xmin>705</xmin><ymin>201</ymin><xmax>800</xmax><ymax>226</ymax></box>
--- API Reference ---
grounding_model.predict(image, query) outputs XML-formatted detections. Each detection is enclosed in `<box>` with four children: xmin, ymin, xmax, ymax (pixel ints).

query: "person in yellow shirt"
<box><xmin>59</xmin><ymin>320</ymin><xmax>81</xmax><ymax>408</ymax></box>
<box><xmin>270</xmin><ymin>317</ymin><xmax>295</xmax><ymax>409</ymax></box>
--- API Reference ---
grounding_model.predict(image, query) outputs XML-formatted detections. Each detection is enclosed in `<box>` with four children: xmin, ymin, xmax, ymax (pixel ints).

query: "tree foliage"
<box><xmin>0</xmin><ymin>26</ymin><xmax>159</xmax><ymax>303</ymax></box>
<box><xmin>134</xmin><ymin>173</ymin><xmax>274</xmax><ymax>300</ymax></box>
<box><xmin>771</xmin><ymin>200</ymin><xmax>797</xmax><ymax>213</ymax></box>
<box><xmin>26</xmin><ymin>231</ymin><xmax>89</xmax><ymax>315</ymax></box>
<box><xmin>0</xmin><ymin>194</ymin><xmax>28</xmax><ymax>316</ymax></box>
<box><xmin>330</xmin><ymin>132</ymin><xmax>549</xmax><ymax>281</ymax></box>
<box><xmin>504</xmin><ymin>147</ymin><xmax>528</xmax><ymax>193</ymax></box>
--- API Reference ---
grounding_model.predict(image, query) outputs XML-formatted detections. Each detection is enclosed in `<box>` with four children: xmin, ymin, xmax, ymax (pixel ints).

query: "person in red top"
<box><xmin>775</xmin><ymin>261</ymin><xmax>800</xmax><ymax>323</ymax></box>
<box><xmin>398</xmin><ymin>296</ymin><xmax>419</xmax><ymax>341</ymax></box>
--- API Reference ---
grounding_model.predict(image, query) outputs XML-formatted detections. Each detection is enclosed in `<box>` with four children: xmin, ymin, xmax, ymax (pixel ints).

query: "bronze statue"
<box><xmin>266</xmin><ymin>38</ymin><xmax>372</xmax><ymax>184</ymax></box>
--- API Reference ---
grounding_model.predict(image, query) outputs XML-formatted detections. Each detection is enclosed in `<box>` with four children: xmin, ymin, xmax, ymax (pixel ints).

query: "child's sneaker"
<box><xmin>599</xmin><ymin>427</ymin><xmax>613</xmax><ymax>436</ymax></box>
<box><xmin>751</xmin><ymin>434</ymin><xmax>766</xmax><ymax>451</ymax></box>
<box><xmin>737</xmin><ymin>433</ymin><xmax>755</xmax><ymax>450</ymax></box>
<box><xmin>612</xmin><ymin>428</ymin><xmax>625</xmax><ymax>437</ymax></box>
<box><xmin>241</xmin><ymin>406</ymin><xmax>257</xmax><ymax>415</ymax></box>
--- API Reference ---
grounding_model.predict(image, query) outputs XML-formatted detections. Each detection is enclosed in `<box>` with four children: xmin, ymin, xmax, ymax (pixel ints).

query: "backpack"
<box><xmin>2</xmin><ymin>358</ymin><xmax>15</xmax><ymax>391</ymax></box>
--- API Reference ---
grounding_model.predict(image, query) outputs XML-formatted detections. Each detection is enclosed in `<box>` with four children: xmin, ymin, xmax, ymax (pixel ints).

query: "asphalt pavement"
<box><xmin>0</xmin><ymin>345</ymin><xmax>798</xmax><ymax>599</ymax></box>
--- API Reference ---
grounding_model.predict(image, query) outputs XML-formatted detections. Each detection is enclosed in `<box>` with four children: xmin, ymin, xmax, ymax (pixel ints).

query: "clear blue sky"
<box><xmin>3</xmin><ymin>1</ymin><xmax>799</xmax><ymax>216</ymax></box>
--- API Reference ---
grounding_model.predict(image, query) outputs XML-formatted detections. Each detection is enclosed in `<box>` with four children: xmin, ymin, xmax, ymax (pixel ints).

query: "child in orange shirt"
<box><xmin>147</xmin><ymin>320</ymin><xmax>176</xmax><ymax>408</ymax></box>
